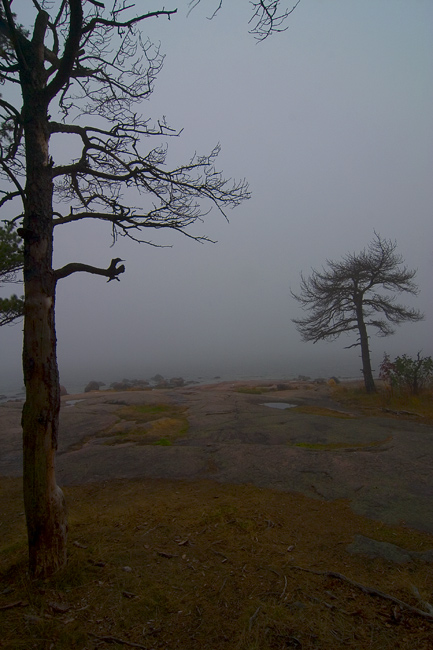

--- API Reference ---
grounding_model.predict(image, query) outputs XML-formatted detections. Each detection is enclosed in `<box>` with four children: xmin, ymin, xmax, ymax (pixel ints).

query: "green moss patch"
<box><xmin>101</xmin><ymin>403</ymin><xmax>189</xmax><ymax>445</ymax></box>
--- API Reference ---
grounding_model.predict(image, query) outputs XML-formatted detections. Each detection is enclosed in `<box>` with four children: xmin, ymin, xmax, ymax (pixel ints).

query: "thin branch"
<box><xmin>88</xmin><ymin>633</ymin><xmax>148</xmax><ymax>649</ymax></box>
<box><xmin>82</xmin><ymin>9</ymin><xmax>177</xmax><ymax>35</ymax></box>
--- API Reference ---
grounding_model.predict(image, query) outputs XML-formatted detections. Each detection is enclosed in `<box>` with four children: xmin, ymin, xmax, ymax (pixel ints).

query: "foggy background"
<box><xmin>1</xmin><ymin>0</ymin><xmax>432</xmax><ymax>395</ymax></box>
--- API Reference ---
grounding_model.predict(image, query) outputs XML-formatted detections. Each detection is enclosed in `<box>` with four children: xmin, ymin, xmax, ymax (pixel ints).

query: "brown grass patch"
<box><xmin>333</xmin><ymin>385</ymin><xmax>433</xmax><ymax>422</ymax></box>
<box><xmin>1</xmin><ymin>477</ymin><xmax>433</xmax><ymax>649</ymax></box>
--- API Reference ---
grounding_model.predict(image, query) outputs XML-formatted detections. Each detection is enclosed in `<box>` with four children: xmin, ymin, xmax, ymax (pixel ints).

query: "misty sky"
<box><xmin>1</xmin><ymin>0</ymin><xmax>432</xmax><ymax>393</ymax></box>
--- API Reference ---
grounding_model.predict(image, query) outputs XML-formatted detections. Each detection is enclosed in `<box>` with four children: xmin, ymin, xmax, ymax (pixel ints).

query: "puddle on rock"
<box><xmin>65</xmin><ymin>399</ymin><xmax>85</xmax><ymax>407</ymax></box>
<box><xmin>262</xmin><ymin>402</ymin><xmax>296</xmax><ymax>410</ymax></box>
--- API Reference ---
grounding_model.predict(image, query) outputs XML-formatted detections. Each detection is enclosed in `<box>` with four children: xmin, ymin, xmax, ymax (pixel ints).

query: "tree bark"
<box><xmin>355</xmin><ymin>299</ymin><xmax>376</xmax><ymax>393</ymax></box>
<box><xmin>20</xmin><ymin>33</ymin><xmax>67</xmax><ymax>577</ymax></box>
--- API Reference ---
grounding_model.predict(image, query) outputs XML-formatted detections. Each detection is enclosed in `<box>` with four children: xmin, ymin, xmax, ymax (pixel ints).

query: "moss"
<box><xmin>101</xmin><ymin>403</ymin><xmax>189</xmax><ymax>446</ymax></box>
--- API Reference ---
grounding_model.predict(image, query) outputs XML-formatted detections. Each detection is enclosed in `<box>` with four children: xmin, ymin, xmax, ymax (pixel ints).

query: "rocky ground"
<box><xmin>1</xmin><ymin>379</ymin><xmax>432</xmax><ymax>534</ymax></box>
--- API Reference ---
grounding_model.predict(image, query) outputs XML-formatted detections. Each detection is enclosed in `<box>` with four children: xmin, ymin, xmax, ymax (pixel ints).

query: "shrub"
<box><xmin>379</xmin><ymin>352</ymin><xmax>433</xmax><ymax>395</ymax></box>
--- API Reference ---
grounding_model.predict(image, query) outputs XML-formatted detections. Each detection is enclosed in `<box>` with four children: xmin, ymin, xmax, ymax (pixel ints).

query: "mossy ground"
<box><xmin>100</xmin><ymin>403</ymin><xmax>189</xmax><ymax>446</ymax></box>
<box><xmin>1</xmin><ymin>477</ymin><xmax>433</xmax><ymax>650</ymax></box>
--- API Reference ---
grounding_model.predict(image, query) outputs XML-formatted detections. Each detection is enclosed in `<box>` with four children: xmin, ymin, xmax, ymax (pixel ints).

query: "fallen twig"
<box><xmin>218</xmin><ymin>577</ymin><xmax>228</xmax><ymax>594</ymax></box>
<box><xmin>211</xmin><ymin>549</ymin><xmax>228</xmax><ymax>563</ymax></box>
<box><xmin>89</xmin><ymin>633</ymin><xmax>148</xmax><ymax>648</ymax></box>
<box><xmin>156</xmin><ymin>550</ymin><xmax>178</xmax><ymax>558</ymax></box>
<box><xmin>248</xmin><ymin>606</ymin><xmax>261</xmax><ymax>631</ymax></box>
<box><xmin>290</xmin><ymin>566</ymin><xmax>433</xmax><ymax>621</ymax></box>
<box><xmin>309</xmin><ymin>595</ymin><xmax>355</xmax><ymax>616</ymax></box>
<box><xmin>0</xmin><ymin>600</ymin><xmax>27</xmax><ymax>611</ymax></box>
<box><xmin>280</xmin><ymin>574</ymin><xmax>288</xmax><ymax>599</ymax></box>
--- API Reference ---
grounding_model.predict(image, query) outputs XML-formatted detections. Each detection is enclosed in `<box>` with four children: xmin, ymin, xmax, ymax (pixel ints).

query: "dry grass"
<box><xmin>332</xmin><ymin>384</ymin><xmax>433</xmax><ymax>422</ymax></box>
<box><xmin>1</xmin><ymin>477</ymin><xmax>433</xmax><ymax>650</ymax></box>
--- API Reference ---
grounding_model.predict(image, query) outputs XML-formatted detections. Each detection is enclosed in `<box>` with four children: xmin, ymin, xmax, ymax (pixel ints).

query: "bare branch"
<box><xmin>249</xmin><ymin>0</ymin><xmax>301</xmax><ymax>41</ymax></box>
<box><xmin>82</xmin><ymin>8</ymin><xmax>177</xmax><ymax>35</ymax></box>
<box><xmin>54</xmin><ymin>257</ymin><xmax>125</xmax><ymax>282</ymax></box>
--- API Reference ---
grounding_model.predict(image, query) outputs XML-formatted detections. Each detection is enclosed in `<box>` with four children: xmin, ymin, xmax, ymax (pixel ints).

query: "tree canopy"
<box><xmin>291</xmin><ymin>234</ymin><xmax>423</xmax><ymax>392</ymax></box>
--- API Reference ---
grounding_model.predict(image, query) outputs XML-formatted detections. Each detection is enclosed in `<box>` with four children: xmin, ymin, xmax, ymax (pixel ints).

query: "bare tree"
<box><xmin>0</xmin><ymin>0</ymin><xmax>257</xmax><ymax>576</ymax></box>
<box><xmin>291</xmin><ymin>235</ymin><xmax>423</xmax><ymax>393</ymax></box>
<box><xmin>0</xmin><ymin>222</ymin><xmax>23</xmax><ymax>325</ymax></box>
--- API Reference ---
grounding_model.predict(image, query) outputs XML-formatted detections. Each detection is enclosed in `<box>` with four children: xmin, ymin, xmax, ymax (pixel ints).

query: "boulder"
<box><xmin>84</xmin><ymin>380</ymin><xmax>104</xmax><ymax>393</ymax></box>
<box><xmin>169</xmin><ymin>377</ymin><xmax>185</xmax><ymax>387</ymax></box>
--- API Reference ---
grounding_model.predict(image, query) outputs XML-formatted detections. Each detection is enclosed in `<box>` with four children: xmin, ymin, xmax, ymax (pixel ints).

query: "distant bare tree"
<box><xmin>291</xmin><ymin>235</ymin><xmax>423</xmax><ymax>393</ymax></box>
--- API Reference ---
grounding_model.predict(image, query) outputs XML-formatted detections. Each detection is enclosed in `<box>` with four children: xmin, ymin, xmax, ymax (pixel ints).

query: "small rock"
<box><xmin>48</xmin><ymin>601</ymin><xmax>71</xmax><ymax>613</ymax></box>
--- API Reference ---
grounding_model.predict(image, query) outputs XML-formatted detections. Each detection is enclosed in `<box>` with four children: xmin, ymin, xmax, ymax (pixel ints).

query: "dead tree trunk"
<box><xmin>20</xmin><ymin>35</ymin><xmax>67</xmax><ymax>577</ymax></box>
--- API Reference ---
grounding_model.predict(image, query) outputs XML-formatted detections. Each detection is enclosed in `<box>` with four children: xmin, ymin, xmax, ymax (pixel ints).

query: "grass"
<box><xmin>332</xmin><ymin>384</ymin><xmax>433</xmax><ymax>421</ymax></box>
<box><xmin>1</xmin><ymin>477</ymin><xmax>433</xmax><ymax>650</ymax></box>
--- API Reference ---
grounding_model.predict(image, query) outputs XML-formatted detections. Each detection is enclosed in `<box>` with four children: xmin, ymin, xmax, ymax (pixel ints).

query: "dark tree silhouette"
<box><xmin>0</xmin><ymin>0</ymin><xmax>279</xmax><ymax>576</ymax></box>
<box><xmin>291</xmin><ymin>235</ymin><xmax>423</xmax><ymax>393</ymax></box>
<box><xmin>0</xmin><ymin>222</ymin><xmax>24</xmax><ymax>325</ymax></box>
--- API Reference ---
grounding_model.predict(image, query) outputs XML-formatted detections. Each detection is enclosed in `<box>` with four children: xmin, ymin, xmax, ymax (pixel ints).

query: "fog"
<box><xmin>1</xmin><ymin>1</ymin><xmax>432</xmax><ymax>395</ymax></box>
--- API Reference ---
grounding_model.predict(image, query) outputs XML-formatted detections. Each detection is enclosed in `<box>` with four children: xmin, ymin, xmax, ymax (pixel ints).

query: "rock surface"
<box><xmin>1</xmin><ymin>380</ymin><xmax>432</xmax><ymax>534</ymax></box>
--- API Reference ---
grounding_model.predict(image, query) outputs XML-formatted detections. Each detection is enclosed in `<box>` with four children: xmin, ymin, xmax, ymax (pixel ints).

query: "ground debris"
<box><xmin>290</xmin><ymin>566</ymin><xmax>433</xmax><ymax>621</ymax></box>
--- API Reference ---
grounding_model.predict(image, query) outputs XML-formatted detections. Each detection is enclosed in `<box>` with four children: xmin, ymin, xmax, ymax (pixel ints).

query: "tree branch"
<box><xmin>54</xmin><ymin>257</ymin><xmax>125</xmax><ymax>282</ymax></box>
<box><xmin>44</xmin><ymin>0</ymin><xmax>83</xmax><ymax>100</ymax></box>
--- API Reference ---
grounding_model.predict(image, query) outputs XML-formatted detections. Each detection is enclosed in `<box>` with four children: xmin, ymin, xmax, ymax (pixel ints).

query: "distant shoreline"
<box><xmin>1</xmin><ymin>374</ymin><xmax>365</xmax><ymax>404</ymax></box>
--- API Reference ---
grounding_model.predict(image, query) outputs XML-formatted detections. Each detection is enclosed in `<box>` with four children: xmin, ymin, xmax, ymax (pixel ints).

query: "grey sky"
<box><xmin>1</xmin><ymin>0</ymin><xmax>432</xmax><ymax>393</ymax></box>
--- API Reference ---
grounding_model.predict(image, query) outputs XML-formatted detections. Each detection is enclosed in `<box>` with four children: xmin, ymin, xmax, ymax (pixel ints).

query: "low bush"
<box><xmin>379</xmin><ymin>352</ymin><xmax>433</xmax><ymax>395</ymax></box>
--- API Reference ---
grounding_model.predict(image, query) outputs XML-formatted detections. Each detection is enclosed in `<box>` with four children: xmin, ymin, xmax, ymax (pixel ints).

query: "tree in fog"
<box><xmin>0</xmin><ymin>0</ymin><xmax>299</xmax><ymax>576</ymax></box>
<box><xmin>291</xmin><ymin>235</ymin><xmax>423</xmax><ymax>393</ymax></box>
